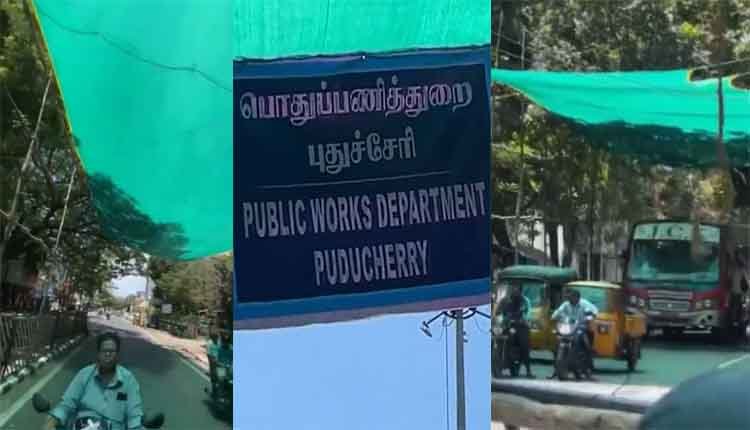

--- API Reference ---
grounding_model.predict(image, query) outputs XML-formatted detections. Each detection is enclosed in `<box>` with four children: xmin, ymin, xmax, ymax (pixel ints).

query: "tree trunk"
<box><xmin>546</xmin><ymin>222</ymin><xmax>559</xmax><ymax>266</ymax></box>
<box><xmin>0</xmin><ymin>241</ymin><xmax>5</xmax><ymax>308</ymax></box>
<box><xmin>563</xmin><ymin>223</ymin><xmax>578</xmax><ymax>268</ymax></box>
<box><xmin>588</xmin><ymin>151</ymin><xmax>597</xmax><ymax>280</ymax></box>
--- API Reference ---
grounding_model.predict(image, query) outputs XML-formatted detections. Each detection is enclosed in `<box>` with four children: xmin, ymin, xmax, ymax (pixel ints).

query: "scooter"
<box><xmin>742</xmin><ymin>295</ymin><xmax>750</xmax><ymax>350</ymax></box>
<box><xmin>492</xmin><ymin>316</ymin><xmax>523</xmax><ymax>378</ymax></box>
<box><xmin>32</xmin><ymin>392</ymin><xmax>164</xmax><ymax>429</ymax></box>
<box><xmin>205</xmin><ymin>354</ymin><xmax>233</xmax><ymax>415</ymax></box>
<box><xmin>554</xmin><ymin>312</ymin><xmax>595</xmax><ymax>381</ymax></box>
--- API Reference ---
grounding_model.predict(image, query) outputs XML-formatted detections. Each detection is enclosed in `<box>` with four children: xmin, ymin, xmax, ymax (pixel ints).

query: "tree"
<box><xmin>1</xmin><ymin>0</ymin><xmax>143</xmax><ymax>310</ymax></box>
<box><xmin>491</xmin><ymin>0</ymin><xmax>750</xmax><ymax>266</ymax></box>
<box><xmin>149</xmin><ymin>254</ymin><xmax>233</xmax><ymax>327</ymax></box>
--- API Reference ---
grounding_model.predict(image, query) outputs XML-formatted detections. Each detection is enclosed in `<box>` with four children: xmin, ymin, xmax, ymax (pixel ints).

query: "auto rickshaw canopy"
<box><xmin>498</xmin><ymin>265</ymin><xmax>578</xmax><ymax>285</ymax></box>
<box><xmin>566</xmin><ymin>281</ymin><xmax>621</xmax><ymax>290</ymax></box>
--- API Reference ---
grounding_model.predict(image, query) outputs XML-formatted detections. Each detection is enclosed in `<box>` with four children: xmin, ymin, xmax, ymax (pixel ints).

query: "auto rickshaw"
<box><xmin>562</xmin><ymin>281</ymin><xmax>647</xmax><ymax>371</ymax></box>
<box><xmin>493</xmin><ymin>265</ymin><xmax>578</xmax><ymax>354</ymax></box>
<box><xmin>493</xmin><ymin>265</ymin><xmax>647</xmax><ymax>372</ymax></box>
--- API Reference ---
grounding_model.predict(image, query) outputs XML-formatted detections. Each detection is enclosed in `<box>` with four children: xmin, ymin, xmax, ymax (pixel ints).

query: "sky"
<box><xmin>233</xmin><ymin>305</ymin><xmax>491</xmax><ymax>430</ymax></box>
<box><xmin>111</xmin><ymin>275</ymin><xmax>149</xmax><ymax>298</ymax></box>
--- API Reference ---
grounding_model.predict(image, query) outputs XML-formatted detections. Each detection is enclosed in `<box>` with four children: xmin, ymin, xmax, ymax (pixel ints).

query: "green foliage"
<box><xmin>150</xmin><ymin>254</ymin><xmax>233</xmax><ymax>322</ymax></box>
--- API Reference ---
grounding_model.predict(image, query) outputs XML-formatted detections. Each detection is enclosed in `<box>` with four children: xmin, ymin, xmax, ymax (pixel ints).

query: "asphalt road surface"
<box><xmin>0</xmin><ymin>315</ymin><xmax>231</xmax><ymax>430</ymax></box>
<box><xmin>521</xmin><ymin>330</ymin><xmax>750</xmax><ymax>387</ymax></box>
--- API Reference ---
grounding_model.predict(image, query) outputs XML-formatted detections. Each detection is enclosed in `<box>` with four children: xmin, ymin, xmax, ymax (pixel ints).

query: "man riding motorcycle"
<box><xmin>205</xmin><ymin>329</ymin><xmax>232</xmax><ymax>413</ymax></box>
<box><xmin>44</xmin><ymin>332</ymin><xmax>145</xmax><ymax>430</ymax></box>
<box><xmin>496</xmin><ymin>285</ymin><xmax>534</xmax><ymax>378</ymax></box>
<box><xmin>551</xmin><ymin>288</ymin><xmax>598</xmax><ymax>380</ymax></box>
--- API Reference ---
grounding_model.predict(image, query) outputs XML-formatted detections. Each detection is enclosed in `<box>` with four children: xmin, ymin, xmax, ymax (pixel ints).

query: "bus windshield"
<box><xmin>627</xmin><ymin>239</ymin><xmax>719</xmax><ymax>283</ymax></box>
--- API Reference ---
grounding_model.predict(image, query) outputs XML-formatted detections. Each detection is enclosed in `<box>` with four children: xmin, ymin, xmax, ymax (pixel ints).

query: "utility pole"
<box><xmin>421</xmin><ymin>308</ymin><xmax>490</xmax><ymax>430</ymax></box>
<box><xmin>455</xmin><ymin>310</ymin><xmax>466</xmax><ymax>430</ymax></box>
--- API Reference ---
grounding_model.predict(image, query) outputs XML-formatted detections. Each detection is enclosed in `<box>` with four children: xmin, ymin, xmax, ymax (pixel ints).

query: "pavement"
<box><xmin>515</xmin><ymin>330</ymin><xmax>750</xmax><ymax>386</ymax></box>
<box><xmin>139</xmin><ymin>323</ymin><xmax>211</xmax><ymax>374</ymax></box>
<box><xmin>493</xmin><ymin>330</ymin><xmax>750</xmax><ymax>428</ymax></box>
<box><xmin>0</xmin><ymin>314</ymin><xmax>230</xmax><ymax>430</ymax></box>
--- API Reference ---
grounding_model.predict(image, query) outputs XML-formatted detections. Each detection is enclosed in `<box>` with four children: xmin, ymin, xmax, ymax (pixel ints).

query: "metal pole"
<box><xmin>494</xmin><ymin>9</ymin><xmax>504</xmax><ymax>68</ymax></box>
<box><xmin>513</xmin><ymin>29</ymin><xmax>527</xmax><ymax>266</ymax></box>
<box><xmin>543</xmin><ymin>221</ymin><xmax>547</xmax><ymax>266</ymax></box>
<box><xmin>455</xmin><ymin>310</ymin><xmax>466</xmax><ymax>430</ymax></box>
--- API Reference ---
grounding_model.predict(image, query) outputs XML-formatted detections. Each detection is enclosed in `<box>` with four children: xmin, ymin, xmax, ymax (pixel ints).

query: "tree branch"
<box><xmin>31</xmin><ymin>142</ymin><xmax>59</xmax><ymax>202</ymax></box>
<box><xmin>11</xmin><ymin>219</ymin><xmax>48</xmax><ymax>251</ymax></box>
<box><xmin>3</xmin><ymin>77</ymin><xmax>52</xmax><ymax>242</ymax></box>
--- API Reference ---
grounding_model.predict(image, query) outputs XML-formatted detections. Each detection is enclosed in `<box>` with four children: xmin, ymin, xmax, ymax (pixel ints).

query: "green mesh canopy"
<box><xmin>31</xmin><ymin>0</ymin><xmax>487</xmax><ymax>261</ymax></box>
<box><xmin>492</xmin><ymin>69</ymin><xmax>750</xmax><ymax>167</ymax></box>
<box><xmin>32</xmin><ymin>0</ymin><xmax>232</xmax><ymax>260</ymax></box>
<box><xmin>234</xmin><ymin>0</ymin><xmax>489</xmax><ymax>60</ymax></box>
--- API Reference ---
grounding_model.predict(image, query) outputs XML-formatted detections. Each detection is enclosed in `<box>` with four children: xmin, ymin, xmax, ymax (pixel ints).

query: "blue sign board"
<box><xmin>234</xmin><ymin>47</ymin><xmax>491</xmax><ymax>329</ymax></box>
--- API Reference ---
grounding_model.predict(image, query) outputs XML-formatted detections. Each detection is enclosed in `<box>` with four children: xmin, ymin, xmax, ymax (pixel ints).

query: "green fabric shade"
<box><xmin>31</xmin><ymin>0</ymin><xmax>488</xmax><ymax>260</ymax></box>
<box><xmin>234</xmin><ymin>0</ymin><xmax>489</xmax><ymax>60</ymax></box>
<box><xmin>33</xmin><ymin>0</ymin><xmax>232</xmax><ymax>260</ymax></box>
<box><xmin>492</xmin><ymin>68</ymin><xmax>750</xmax><ymax>167</ymax></box>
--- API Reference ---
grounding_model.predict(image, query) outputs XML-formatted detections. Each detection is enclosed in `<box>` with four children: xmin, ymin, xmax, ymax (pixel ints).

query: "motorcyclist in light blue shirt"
<box><xmin>46</xmin><ymin>332</ymin><xmax>144</xmax><ymax>430</ymax></box>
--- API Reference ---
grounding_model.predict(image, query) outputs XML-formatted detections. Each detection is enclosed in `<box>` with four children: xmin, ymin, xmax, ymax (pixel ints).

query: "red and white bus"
<box><xmin>622</xmin><ymin>220</ymin><xmax>749</xmax><ymax>340</ymax></box>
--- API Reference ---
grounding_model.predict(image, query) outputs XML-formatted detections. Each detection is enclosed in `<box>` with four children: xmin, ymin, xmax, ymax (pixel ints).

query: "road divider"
<box><xmin>493</xmin><ymin>378</ymin><xmax>669</xmax><ymax>414</ymax></box>
<box><xmin>493</xmin><ymin>392</ymin><xmax>642</xmax><ymax>430</ymax></box>
<box><xmin>0</xmin><ymin>312</ymin><xmax>87</xmax><ymax>398</ymax></box>
<box><xmin>492</xmin><ymin>378</ymin><xmax>671</xmax><ymax>429</ymax></box>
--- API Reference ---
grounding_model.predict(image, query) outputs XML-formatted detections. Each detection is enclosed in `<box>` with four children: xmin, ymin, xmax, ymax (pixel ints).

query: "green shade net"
<box><xmin>234</xmin><ymin>0</ymin><xmax>489</xmax><ymax>59</ymax></box>
<box><xmin>32</xmin><ymin>0</ymin><xmax>486</xmax><ymax>261</ymax></box>
<box><xmin>492</xmin><ymin>69</ymin><xmax>750</xmax><ymax>167</ymax></box>
<box><xmin>33</xmin><ymin>0</ymin><xmax>232</xmax><ymax>260</ymax></box>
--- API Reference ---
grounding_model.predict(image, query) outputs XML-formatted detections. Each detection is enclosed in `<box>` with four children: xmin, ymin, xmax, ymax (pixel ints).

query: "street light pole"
<box><xmin>455</xmin><ymin>310</ymin><xmax>466</xmax><ymax>430</ymax></box>
<box><xmin>421</xmin><ymin>308</ymin><xmax>490</xmax><ymax>430</ymax></box>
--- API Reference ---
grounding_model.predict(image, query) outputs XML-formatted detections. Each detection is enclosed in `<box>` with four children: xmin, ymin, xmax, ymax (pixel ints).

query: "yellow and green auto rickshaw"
<box><xmin>493</xmin><ymin>266</ymin><xmax>647</xmax><ymax>372</ymax></box>
<box><xmin>563</xmin><ymin>281</ymin><xmax>647</xmax><ymax>371</ymax></box>
<box><xmin>493</xmin><ymin>265</ymin><xmax>578</xmax><ymax>352</ymax></box>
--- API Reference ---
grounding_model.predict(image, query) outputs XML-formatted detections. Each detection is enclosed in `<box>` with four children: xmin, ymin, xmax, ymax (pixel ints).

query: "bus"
<box><xmin>622</xmin><ymin>220</ymin><xmax>749</xmax><ymax>340</ymax></box>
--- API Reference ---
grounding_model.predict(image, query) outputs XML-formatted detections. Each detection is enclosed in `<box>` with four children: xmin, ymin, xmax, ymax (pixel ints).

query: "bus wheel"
<box><xmin>711</xmin><ymin>326</ymin><xmax>734</xmax><ymax>344</ymax></box>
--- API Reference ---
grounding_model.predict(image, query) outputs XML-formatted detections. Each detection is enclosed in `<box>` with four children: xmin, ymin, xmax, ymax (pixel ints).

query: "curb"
<box><xmin>492</xmin><ymin>378</ymin><xmax>669</xmax><ymax>415</ymax></box>
<box><xmin>176</xmin><ymin>347</ymin><xmax>210</xmax><ymax>376</ymax></box>
<box><xmin>493</xmin><ymin>392</ymin><xmax>642</xmax><ymax>430</ymax></box>
<box><xmin>143</xmin><ymin>327</ymin><xmax>210</xmax><ymax>376</ymax></box>
<box><xmin>0</xmin><ymin>334</ymin><xmax>85</xmax><ymax>398</ymax></box>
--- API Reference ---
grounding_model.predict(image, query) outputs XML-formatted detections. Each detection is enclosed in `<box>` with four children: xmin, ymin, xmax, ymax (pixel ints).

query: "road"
<box><xmin>0</xmin><ymin>314</ymin><xmax>230</xmax><ymax>430</ymax></box>
<box><xmin>523</xmin><ymin>331</ymin><xmax>750</xmax><ymax>387</ymax></box>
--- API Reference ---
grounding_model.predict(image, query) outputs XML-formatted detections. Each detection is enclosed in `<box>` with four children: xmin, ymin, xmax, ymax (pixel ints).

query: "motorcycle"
<box><xmin>32</xmin><ymin>392</ymin><xmax>164</xmax><ymax>430</ymax></box>
<box><xmin>205</xmin><ymin>354</ymin><xmax>233</xmax><ymax>415</ymax></box>
<box><xmin>743</xmin><ymin>295</ymin><xmax>750</xmax><ymax>350</ymax></box>
<box><xmin>554</xmin><ymin>312</ymin><xmax>595</xmax><ymax>381</ymax></box>
<box><xmin>492</xmin><ymin>316</ymin><xmax>523</xmax><ymax>378</ymax></box>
